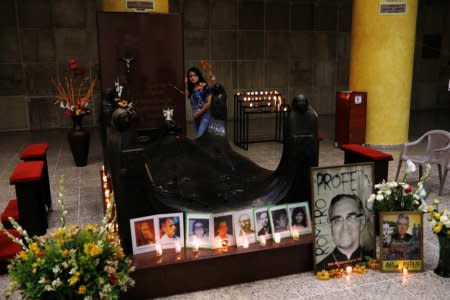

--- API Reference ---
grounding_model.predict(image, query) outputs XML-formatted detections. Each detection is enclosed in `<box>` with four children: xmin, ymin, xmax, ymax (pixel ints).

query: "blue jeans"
<box><xmin>194</xmin><ymin>111</ymin><xmax>210</xmax><ymax>137</ymax></box>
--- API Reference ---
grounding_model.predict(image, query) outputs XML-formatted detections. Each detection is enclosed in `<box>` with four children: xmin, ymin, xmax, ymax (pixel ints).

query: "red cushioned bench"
<box><xmin>0</xmin><ymin>229</ymin><xmax>22</xmax><ymax>271</ymax></box>
<box><xmin>1</xmin><ymin>199</ymin><xmax>18</xmax><ymax>228</ymax></box>
<box><xmin>10</xmin><ymin>161</ymin><xmax>48</xmax><ymax>236</ymax></box>
<box><xmin>20</xmin><ymin>143</ymin><xmax>51</xmax><ymax>213</ymax></box>
<box><xmin>341</xmin><ymin>144</ymin><xmax>393</xmax><ymax>185</ymax></box>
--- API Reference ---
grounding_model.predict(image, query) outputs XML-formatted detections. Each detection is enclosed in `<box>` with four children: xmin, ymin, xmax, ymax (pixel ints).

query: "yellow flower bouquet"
<box><xmin>426</xmin><ymin>199</ymin><xmax>450</xmax><ymax>236</ymax></box>
<box><xmin>0</xmin><ymin>177</ymin><xmax>134</xmax><ymax>299</ymax></box>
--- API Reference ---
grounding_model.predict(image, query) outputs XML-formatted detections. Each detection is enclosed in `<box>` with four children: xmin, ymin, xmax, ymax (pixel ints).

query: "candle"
<box><xmin>258</xmin><ymin>235</ymin><xmax>267</xmax><ymax>246</ymax></box>
<box><xmin>242</xmin><ymin>238</ymin><xmax>249</xmax><ymax>249</ymax></box>
<box><xmin>192</xmin><ymin>239</ymin><xmax>200</xmax><ymax>253</ymax></box>
<box><xmin>175</xmin><ymin>241</ymin><xmax>182</xmax><ymax>253</ymax></box>
<box><xmin>273</xmin><ymin>233</ymin><xmax>281</xmax><ymax>244</ymax></box>
<box><xmin>155</xmin><ymin>243</ymin><xmax>163</xmax><ymax>256</ymax></box>
<box><xmin>101</xmin><ymin>165</ymin><xmax>105</xmax><ymax>172</ymax></box>
<box><xmin>291</xmin><ymin>230</ymin><xmax>299</xmax><ymax>240</ymax></box>
<box><xmin>102</xmin><ymin>175</ymin><xmax>107</xmax><ymax>182</ymax></box>
<box><xmin>402</xmin><ymin>267</ymin><xmax>408</xmax><ymax>275</ymax></box>
<box><xmin>346</xmin><ymin>266</ymin><xmax>352</xmax><ymax>274</ymax></box>
<box><xmin>104</xmin><ymin>189</ymin><xmax>110</xmax><ymax>198</ymax></box>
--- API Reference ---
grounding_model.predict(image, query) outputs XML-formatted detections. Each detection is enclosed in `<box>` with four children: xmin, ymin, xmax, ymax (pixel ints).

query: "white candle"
<box><xmin>402</xmin><ymin>267</ymin><xmax>408</xmax><ymax>275</ymax></box>
<box><xmin>155</xmin><ymin>244</ymin><xmax>163</xmax><ymax>256</ymax></box>
<box><xmin>346</xmin><ymin>266</ymin><xmax>352</xmax><ymax>274</ymax></box>
<box><xmin>258</xmin><ymin>235</ymin><xmax>267</xmax><ymax>246</ymax></box>
<box><xmin>102</xmin><ymin>175</ymin><xmax>107</xmax><ymax>182</ymax></box>
<box><xmin>273</xmin><ymin>233</ymin><xmax>281</xmax><ymax>244</ymax></box>
<box><xmin>192</xmin><ymin>239</ymin><xmax>200</xmax><ymax>253</ymax></box>
<box><xmin>104</xmin><ymin>189</ymin><xmax>110</xmax><ymax>198</ymax></box>
<box><xmin>291</xmin><ymin>230</ymin><xmax>299</xmax><ymax>240</ymax></box>
<box><xmin>242</xmin><ymin>238</ymin><xmax>249</xmax><ymax>249</ymax></box>
<box><xmin>175</xmin><ymin>241</ymin><xmax>182</xmax><ymax>253</ymax></box>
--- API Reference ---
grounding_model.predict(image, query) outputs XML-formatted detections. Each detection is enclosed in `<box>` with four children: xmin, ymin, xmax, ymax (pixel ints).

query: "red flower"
<box><xmin>109</xmin><ymin>275</ymin><xmax>119</xmax><ymax>286</ymax></box>
<box><xmin>404</xmin><ymin>186</ymin><xmax>412</xmax><ymax>193</ymax></box>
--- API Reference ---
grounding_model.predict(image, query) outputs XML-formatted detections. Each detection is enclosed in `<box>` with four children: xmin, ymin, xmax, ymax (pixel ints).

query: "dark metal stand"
<box><xmin>233</xmin><ymin>92</ymin><xmax>288</xmax><ymax>150</ymax></box>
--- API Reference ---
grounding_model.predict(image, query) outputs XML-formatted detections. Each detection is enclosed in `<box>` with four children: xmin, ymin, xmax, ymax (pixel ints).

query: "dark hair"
<box><xmin>192</xmin><ymin>219</ymin><xmax>208</xmax><ymax>234</ymax></box>
<box><xmin>187</xmin><ymin>67</ymin><xmax>207</xmax><ymax>98</ymax></box>
<box><xmin>214</xmin><ymin>216</ymin><xmax>231</xmax><ymax>234</ymax></box>
<box><xmin>397</xmin><ymin>213</ymin><xmax>409</xmax><ymax>224</ymax></box>
<box><xmin>160</xmin><ymin>217</ymin><xmax>176</xmax><ymax>228</ymax></box>
<box><xmin>291</xmin><ymin>207</ymin><xmax>307</xmax><ymax>227</ymax></box>
<box><xmin>328</xmin><ymin>194</ymin><xmax>363</xmax><ymax>221</ymax></box>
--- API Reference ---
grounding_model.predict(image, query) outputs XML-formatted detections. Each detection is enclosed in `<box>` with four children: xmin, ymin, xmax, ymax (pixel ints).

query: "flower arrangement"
<box><xmin>425</xmin><ymin>199</ymin><xmax>450</xmax><ymax>236</ymax></box>
<box><xmin>367</xmin><ymin>160</ymin><xmax>431</xmax><ymax>212</ymax></box>
<box><xmin>52</xmin><ymin>58</ymin><xmax>96</xmax><ymax>118</ymax></box>
<box><xmin>0</xmin><ymin>177</ymin><xmax>134</xmax><ymax>299</ymax></box>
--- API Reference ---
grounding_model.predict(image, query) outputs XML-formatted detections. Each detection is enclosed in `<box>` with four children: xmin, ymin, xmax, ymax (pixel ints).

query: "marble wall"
<box><xmin>0</xmin><ymin>0</ymin><xmax>448</xmax><ymax>130</ymax></box>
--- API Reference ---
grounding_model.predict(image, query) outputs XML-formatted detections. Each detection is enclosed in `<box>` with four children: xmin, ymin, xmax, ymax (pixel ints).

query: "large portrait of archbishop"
<box><xmin>311</xmin><ymin>163</ymin><xmax>375</xmax><ymax>272</ymax></box>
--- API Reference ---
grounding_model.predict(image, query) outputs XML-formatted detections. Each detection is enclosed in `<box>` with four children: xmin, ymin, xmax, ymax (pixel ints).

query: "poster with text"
<box><xmin>312</xmin><ymin>163</ymin><xmax>375</xmax><ymax>271</ymax></box>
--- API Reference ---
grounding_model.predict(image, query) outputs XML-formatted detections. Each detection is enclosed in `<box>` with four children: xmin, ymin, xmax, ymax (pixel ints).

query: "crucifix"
<box><xmin>120</xmin><ymin>56</ymin><xmax>135</xmax><ymax>73</ymax></box>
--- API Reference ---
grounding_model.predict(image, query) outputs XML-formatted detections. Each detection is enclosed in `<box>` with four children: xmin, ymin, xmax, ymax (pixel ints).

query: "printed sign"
<box><xmin>380</xmin><ymin>0</ymin><xmax>407</xmax><ymax>15</ymax></box>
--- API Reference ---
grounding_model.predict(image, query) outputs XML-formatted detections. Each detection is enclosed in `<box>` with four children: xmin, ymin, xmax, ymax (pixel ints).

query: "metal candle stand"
<box><xmin>233</xmin><ymin>90</ymin><xmax>289</xmax><ymax>150</ymax></box>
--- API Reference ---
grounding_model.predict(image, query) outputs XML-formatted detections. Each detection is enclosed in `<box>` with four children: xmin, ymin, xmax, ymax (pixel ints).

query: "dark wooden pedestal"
<box><xmin>124</xmin><ymin>237</ymin><xmax>314</xmax><ymax>299</ymax></box>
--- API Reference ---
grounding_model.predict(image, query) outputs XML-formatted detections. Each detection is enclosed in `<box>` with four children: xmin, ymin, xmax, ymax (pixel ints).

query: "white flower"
<box><xmin>388</xmin><ymin>182</ymin><xmax>398</xmax><ymax>188</ymax></box>
<box><xmin>418</xmin><ymin>200</ymin><xmax>428</xmax><ymax>212</ymax></box>
<box><xmin>44</xmin><ymin>284</ymin><xmax>53</xmax><ymax>291</ymax></box>
<box><xmin>375</xmin><ymin>183</ymin><xmax>382</xmax><ymax>189</ymax></box>
<box><xmin>52</xmin><ymin>278</ymin><xmax>62</xmax><ymax>287</ymax></box>
<box><xmin>52</xmin><ymin>266</ymin><xmax>60</xmax><ymax>274</ymax></box>
<box><xmin>376</xmin><ymin>194</ymin><xmax>384</xmax><ymax>201</ymax></box>
<box><xmin>444</xmin><ymin>221</ymin><xmax>450</xmax><ymax>228</ymax></box>
<box><xmin>385</xmin><ymin>190</ymin><xmax>392</xmax><ymax>196</ymax></box>
<box><xmin>38</xmin><ymin>277</ymin><xmax>46</xmax><ymax>284</ymax></box>
<box><xmin>440</xmin><ymin>215</ymin><xmax>449</xmax><ymax>223</ymax></box>
<box><xmin>406</xmin><ymin>160</ymin><xmax>416</xmax><ymax>173</ymax></box>
<box><xmin>418</xmin><ymin>188</ymin><xmax>427</xmax><ymax>198</ymax></box>
<box><xmin>413</xmin><ymin>194</ymin><xmax>420</xmax><ymax>200</ymax></box>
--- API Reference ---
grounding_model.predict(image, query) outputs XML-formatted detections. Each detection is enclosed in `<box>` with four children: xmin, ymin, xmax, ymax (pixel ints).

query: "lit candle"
<box><xmin>291</xmin><ymin>230</ymin><xmax>299</xmax><ymax>240</ymax></box>
<box><xmin>283</xmin><ymin>107</ymin><xmax>288</xmax><ymax>111</ymax></box>
<box><xmin>192</xmin><ymin>239</ymin><xmax>200</xmax><ymax>253</ymax></box>
<box><xmin>250</xmin><ymin>103</ymin><xmax>253</xmax><ymax>107</ymax></box>
<box><xmin>242</xmin><ymin>238</ymin><xmax>249</xmax><ymax>249</ymax></box>
<box><xmin>175</xmin><ymin>241</ymin><xmax>182</xmax><ymax>253</ymax></box>
<box><xmin>102</xmin><ymin>175</ymin><xmax>107</xmax><ymax>182</ymax></box>
<box><xmin>101</xmin><ymin>165</ymin><xmax>105</xmax><ymax>172</ymax></box>
<box><xmin>346</xmin><ymin>266</ymin><xmax>352</xmax><ymax>275</ymax></box>
<box><xmin>258</xmin><ymin>235</ymin><xmax>267</xmax><ymax>246</ymax></box>
<box><xmin>273</xmin><ymin>233</ymin><xmax>281</xmax><ymax>244</ymax></box>
<box><xmin>402</xmin><ymin>267</ymin><xmax>408</xmax><ymax>275</ymax></box>
<box><xmin>104</xmin><ymin>189</ymin><xmax>110</xmax><ymax>198</ymax></box>
<box><xmin>155</xmin><ymin>243</ymin><xmax>163</xmax><ymax>256</ymax></box>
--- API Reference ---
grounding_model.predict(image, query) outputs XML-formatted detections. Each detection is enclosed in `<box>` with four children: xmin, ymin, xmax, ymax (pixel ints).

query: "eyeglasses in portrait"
<box><xmin>311</xmin><ymin>163</ymin><xmax>375</xmax><ymax>272</ymax></box>
<box><xmin>186</xmin><ymin>213</ymin><xmax>212</xmax><ymax>249</ymax></box>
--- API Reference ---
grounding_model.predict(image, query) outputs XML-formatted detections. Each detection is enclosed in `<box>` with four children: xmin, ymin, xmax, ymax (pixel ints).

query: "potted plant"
<box><xmin>0</xmin><ymin>177</ymin><xmax>134</xmax><ymax>299</ymax></box>
<box><xmin>425</xmin><ymin>199</ymin><xmax>450</xmax><ymax>277</ymax></box>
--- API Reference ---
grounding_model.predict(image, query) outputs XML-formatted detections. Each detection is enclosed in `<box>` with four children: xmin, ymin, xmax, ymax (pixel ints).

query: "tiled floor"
<box><xmin>0</xmin><ymin>115</ymin><xmax>449</xmax><ymax>299</ymax></box>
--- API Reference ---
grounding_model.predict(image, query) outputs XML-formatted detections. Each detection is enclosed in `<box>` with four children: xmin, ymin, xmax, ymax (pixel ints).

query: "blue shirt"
<box><xmin>190</xmin><ymin>84</ymin><xmax>212</xmax><ymax>113</ymax></box>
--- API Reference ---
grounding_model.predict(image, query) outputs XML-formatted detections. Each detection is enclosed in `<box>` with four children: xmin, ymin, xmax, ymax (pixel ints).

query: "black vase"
<box><xmin>68</xmin><ymin>115</ymin><xmax>90</xmax><ymax>167</ymax></box>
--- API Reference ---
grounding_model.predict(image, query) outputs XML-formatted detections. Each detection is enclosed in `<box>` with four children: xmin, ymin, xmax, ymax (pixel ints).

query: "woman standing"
<box><xmin>186</xmin><ymin>67</ymin><xmax>212</xmax><ymax>137</ymax></box>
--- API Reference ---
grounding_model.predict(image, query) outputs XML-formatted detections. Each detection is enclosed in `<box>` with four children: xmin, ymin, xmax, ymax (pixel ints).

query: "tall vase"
<box><xmin>434</xmin><ymin>234</ymin><xmax>450</xmax><ymax>277</ymax></box>
<box><xmin>68</xmin><ymin>115</ymin><xmax>90</xmax><ymax>167</ymax></box>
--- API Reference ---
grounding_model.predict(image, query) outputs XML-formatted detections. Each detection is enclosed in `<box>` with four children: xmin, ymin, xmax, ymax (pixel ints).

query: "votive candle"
<box><xmin>192</xmin><ymin>239</ymin><xmax>200</xmax><ymax>253</ymax></box>
<box><xmin>259</xmin><ymin>235</ymin><xmax>267</xmax><ymax>246</ymax></box>
<box><xmin>155</xmin><ymin>244</ymin><xmax>163</xmax><ymax>256</ymax></box>
<box><xmin>291</xmin><ymin>230</ymin><xmax>300</xmax><ymax>240</ymax></box>
<box><xmin>242</xmin><ymin>238</ymin><xmax>249</xmax><ymax>249</ymax></box>
<box><xmin>274</xmin><ymin>233</ymin><xmax>281</xmax><ymax>244</ymax></box>
<box><xmin>175</xmin><ymin>241</ymin><xmax>182</xmax><ymax>253</ymax></box>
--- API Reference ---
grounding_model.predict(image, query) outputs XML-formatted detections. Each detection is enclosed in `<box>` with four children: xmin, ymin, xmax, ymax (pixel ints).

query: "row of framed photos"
<box><xmin>130</xmin><ymin>202</ymin><xmax>312</xmax><ymax>255</ymax></box>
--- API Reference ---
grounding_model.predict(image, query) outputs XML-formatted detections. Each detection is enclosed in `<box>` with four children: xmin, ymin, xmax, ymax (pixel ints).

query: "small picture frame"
<box><xmin>287</xmin><ymin>202</ymin><xmax>312</xmax><ymax>236</ymax></box>
<box><xmin>233</xmin><ymin>209</ymin><xmax>256</xmax><ymax>246</ymax></box>
<box><xmin>254</xmin><ymin>207</ymin><xmax>272</xmax><ymax>239</ymax></box>
<box><xmin>269</xmin><ymin>205</ymin><xmax>290</xmax><ymax>239</ymax></box>
<box><xmin>130</xmin><ymin>216</ymin><xmax>157</xmax><ymax>254</ymax></box>
<box><xmin>186</xmin><ymin>213</ymin><xmax>212</xmax><ymax>249</ymax></box>
<box><xmin>155</xmin><ymin>213</ymin><xmax>184</xmax><ymax>249</ymax></box>
<box><xmin>212</xmin><ymin>212</ymin><xmax>236</xmax><ymax>249</ymax></box>
<box><xmin>380</xmin><ymin>211</ymin><xmax>423</xmax><ymax>272</ymax></box>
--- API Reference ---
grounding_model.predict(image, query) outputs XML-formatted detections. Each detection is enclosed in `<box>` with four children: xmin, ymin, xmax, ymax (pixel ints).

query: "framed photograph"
<box><xmin>155</xmin><ymin>213</ymin><xmax>184</xmax><ymax>249</ymax></box>
<box><xmin>311</xmin><ymin>163</ymin><xmax>375</xmax><ymax>272</ymax></box>
<box><xmin>269</xmin><ymin>205</ymin><xmax>290</xmax><ymax>239</ymax></box>
<box><xmin>288</xmin><ymin>202</ymin><xmax>312</xmax><ymax>236</ymax></box>
<box><xmin>233</xmin><ymin>209</ymin><xmax>256</xmax><ymax>246</ymax></box>
<box><xmin>185</xmin><ymin>213</ymin><xmax>212</xmax><ymax>249</ymax></box>
<box><xmin>254</xmin><ymin>207</ymin><xmax>272</xmax><ymax>239</ymax></box>
<box><xmin>380</xmin><ymin>211</ymin><xmax>423</xmax><ymax>272</ymax></box>
<box><xmin>130</xmin><ymin>216</ymin><xmax>157</xmax><ymax>254</ymax></box>
<box><xmin>212</xmin><ymin>212</ymin><xmax>236</xmax><ymax>249</ymax></box>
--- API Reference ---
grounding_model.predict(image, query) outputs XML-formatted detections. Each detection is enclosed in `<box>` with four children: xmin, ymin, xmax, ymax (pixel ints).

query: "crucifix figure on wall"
<box><xmin>121</xmin><ymin>56</ymin><xmax>135</xmax><ymax>73</ymax></box>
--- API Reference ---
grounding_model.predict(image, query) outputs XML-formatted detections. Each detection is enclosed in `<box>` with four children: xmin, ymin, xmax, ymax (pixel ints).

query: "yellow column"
<box><xmin>349</xmin><ymin>0</ymin><xmax>418</xmax><ymax>145</ymax></box>
<box><xmin>98</xmin><ymin>0</ymin><xmax>168</xmax><ymax>13</ymax></box>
